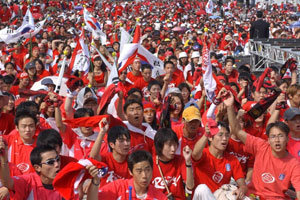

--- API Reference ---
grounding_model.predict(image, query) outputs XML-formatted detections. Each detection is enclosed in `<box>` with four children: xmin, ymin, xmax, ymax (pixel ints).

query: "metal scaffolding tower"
<box><xmin>249</xmin><ymin>39</ymin><xmax>300</xmax><ymax>72</ymax></box>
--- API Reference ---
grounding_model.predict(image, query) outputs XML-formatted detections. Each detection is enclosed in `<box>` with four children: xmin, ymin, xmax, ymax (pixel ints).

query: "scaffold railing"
<box><xmin>249</xmin><ymin>39</ymin><xmax>300</xmax><ymax>72</ymax></box>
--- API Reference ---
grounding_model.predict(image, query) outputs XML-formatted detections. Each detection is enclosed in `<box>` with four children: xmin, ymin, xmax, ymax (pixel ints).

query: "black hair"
<box><xmin>141</xmin><ymin>64</ymin><xmax>152</xmax><ymax>72</ymax></box>
<box><xmin>4</xmin><ymin>62</ymin><xmax>15</xmax><ymax>69</ymax></box>
<box><xmin>168</xmin><ymin>55</ymin><xmax>177</xmax><ymax>61</ymax></box>
<box><xmin>16</xmin><ymin>101</ymin><xmax>39</xmax><ymax>114</ymax></box>
<box><xmin>164</xmin><ymin>61</ymin><xmax>174</xmax><ymax>69</ymax></box>
<box><xmin>30</xmin><ymin>145</ymin><xmax>57</xmax><ymax>166</ymax></box>
<box><xmin>123</xmin><ymin>98</ymin><xmax>143</xmax><ymax>113</ymax></box>
<box><xmin>147</xmin><ymin>80</ymin><xmax>162</xmax><ymax>91</ymax></box>
<box><xmin>270</xmin><ymin>66</ymin><xmax>279</xmax><ymax>74</ymax></box>
<box><xmin>128</xmin><ymin>150</ymin><xmax>153</xmax><ymax>173</ymax></box>
<box><xmin>266</xmin><ymin>122</ymin><xmax>289</xmax><ymax>137</ymax></box>
<box><xmin>74</xmin><ymin>108</ymin><xmax>94</xmax><ymax>118</ymax></box>
<box><xmin>154</xmin><ymin>128</ymin><xmax>178</xmax><ymax>157</ymax></box>
<box><xmin>3</xmin><ymin>75</ymin><xmax>15</xmax><ymax>84</ymax></box>
<box><xmin>33</xmin><ymin>59</ymin><xmax>45</xmax><ymax>71</ymax></box>
<box><xmin>36</xmin><ymin>129</ymin><xmax>63</xmax><ymax>149</ymax></box>
<box><xmin>127</xmin><ymin>88</ymin><xmax>143</xmax><ymax>98</ymax></box>
<box><xmin>257</xmin><ymin>11</ymin><xmax>263</xmax><ymax>18</ymax></box>
<box><xmin>217</xmin><ymin>121</ymin><xmax>230</xmax><ymax>133</ymax></box>
<box><xmin>107</xmin><ymin>126</ymin><xmax>131</xmax><ymax>151</ymax></box>
<box><xmin>14</xmin><ymin>110</ymin><xmax>38</xmax><ymax>126</ymax></box>
<box><xmin>178</xmin><ymin>82</ymin><xmax>191</xmax><ymax>94</ymax></box>
<box><xmin>229</xmin><ymin>82</ymin><xmax>240</xmax><ymax>94</ymax></box>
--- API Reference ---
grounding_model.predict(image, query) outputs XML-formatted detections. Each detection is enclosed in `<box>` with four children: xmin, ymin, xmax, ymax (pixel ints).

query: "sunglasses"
<box><xmin>40</xmin><ymin>156</ymin><xmax>60</xmax><ymax>166</ymax></box>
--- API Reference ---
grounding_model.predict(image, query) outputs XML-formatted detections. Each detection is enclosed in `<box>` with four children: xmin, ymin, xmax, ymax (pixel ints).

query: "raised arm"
<box><xmin>192</xmin><ymin>125</ymin><xmax>210</xmax><ymax>161</ymax></box>
<box><xmin>86</xmin><ymin>165</ymin><xmax>100</xmax><ymax>200</ymax></box>
<box><xmin>0</xmin><ymin>137</ymin><xmax>14</xmax><ymax>190</ymax></box>
<box><xmin>89</xmin><ymin>118</ymin><xmax>109</xmax><ymax>161</ymax></box>
<box><xmin>224</xmin><ymin>91</ymin><xmax>247</xmax><ymax>144</ymax></box>
<box><xmin>182</xmin><ymin>146</ymin><xmax>194</xmax><ymax>196</ymax></box>
<box><xmin>55</xmin><ymin>106</ymin><xmax>66</xmax><ymax>133</ymax></box>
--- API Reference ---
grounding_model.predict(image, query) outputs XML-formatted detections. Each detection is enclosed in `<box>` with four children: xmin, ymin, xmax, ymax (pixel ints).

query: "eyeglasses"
<box><xmin>40</xmin><ymin>156</ymin><xmax>60</xmax><ymax>166</ymax></box>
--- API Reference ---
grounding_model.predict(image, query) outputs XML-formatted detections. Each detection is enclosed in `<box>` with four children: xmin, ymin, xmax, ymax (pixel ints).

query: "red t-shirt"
<box><xmin>221</xmin><ymin>69</ymin><xmax>239</xmax><ymax>83</ymax></box>
<box><xmin>287</xmin><ymin>136</ymin><xmax>300</xmax><ymax>161</ymax></box>
<box><xmin>152</xmin><ymin>155</ymin><xmax>186</xmax><ymax>199</ymax></box>
<box><xmin>61</xmin><ymin>126</ymin><xmax>109</xmax><ymax>160</ymax></box>
<box><xmin>132</xmin><ymin>77</ymin><xmax>154</xmax><ymax>94</ymax></box>
<box><xmin>10</xmin><ymin>173</ymin><xmax>63</xmax><ymax>200</ymax></box>
<box><xmin>37</xmin><ymin>70</ymin><xmax>51</xmax><ymax>80</ymax></box>
<box><xmin>245</xmin><ymin>134</ymin><xmax>300</xmax><ymax>199</ymax></box>
<box><xmin>100</xmin><ymin>152</ymin><xmax>131</xmax><ymax>188</ymax></box>
<box><xmin>227</xmin><ymin>138</ymin><xmax>254</xmax><ymax>176</ymax></box>
<box><xmin>4</xmin><ymin>131</ymin><xmax>36</xmax><ymax>174</ymax></box>
<box><xmin>193</xmin><ymin>148</ymin><xmax>244</xmax><ymax>192</ymax></box>
<box><xmin>98</xmin><ymin>178</ymin><xmax>167</xmax><ymax>199</ymax></box>
<box><xmin>124</xmin><ymin>122</ymin><xmax>155</xmax><ymax>154</ymax></box>
<box><xmin>172</xmin><ymin>124</ymin><xmax>204</xmax><ymax>155</ymax></box>
<box><xmin>0</xmin><ymin>113</ymin><xmax>15</xmax><ymax>135</ymax></box>
<box><xmin>127</xmin><ymin>71</ymin><xmax>142</xmax><ymax>83</ymax></box>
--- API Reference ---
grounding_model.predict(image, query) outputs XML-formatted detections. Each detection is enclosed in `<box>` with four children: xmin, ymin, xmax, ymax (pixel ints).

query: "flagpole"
<box><xmin>29</xmin><ymin>32</ymin><xmax>32</xmax><ymax>58</ymax></box>
<box><xmin>55</xmin><ymin>55</ymin><xmax>67</xmax><ymax>94</ymax></box>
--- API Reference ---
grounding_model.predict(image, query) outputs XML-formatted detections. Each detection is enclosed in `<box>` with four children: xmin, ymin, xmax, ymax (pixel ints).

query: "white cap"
<box><xmin>233</xmin><ymin>33</ymin><xmax>239</xmax><ymax>37</ymax></box>
<box><xmin>191</xmin><ymin>51</ymin><xmax>200</xmax><ymax>59</ymax></box>
<box><xmin>179</xmin><ymin>52</ymin><xmax>188</xmax><ymax>59</ymax></box>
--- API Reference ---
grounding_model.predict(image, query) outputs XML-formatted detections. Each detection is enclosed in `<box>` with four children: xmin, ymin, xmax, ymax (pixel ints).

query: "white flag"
<box><xmin>83</xmin><ymin>8</ymin><xmax>107</xmax><ymax>45</ymax></box>
<box><xmin>202</xmin><ymin>42</ymin><xmax>216</xmax><ymax>102</ymax></box>
<box><xmin>205</xmin><ymin>0</ymin><xmax>214</xmax><ymax>14</ymax></box>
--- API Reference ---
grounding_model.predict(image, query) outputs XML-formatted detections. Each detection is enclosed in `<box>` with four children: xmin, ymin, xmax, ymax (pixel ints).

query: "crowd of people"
<box><xmin>0</xmin><ymin>0</ymin><xmax>300</xmax><ymax>199</ymax></box>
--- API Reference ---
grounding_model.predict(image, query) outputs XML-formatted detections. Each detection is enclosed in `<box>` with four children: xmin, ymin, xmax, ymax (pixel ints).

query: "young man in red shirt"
<box><xmin>87</xmin><ymin>150</ymin><xmax>167</xmax><ymax>200</ymax></box>
<box><xmin>132</xmin><ymin>64</ymin><xmax>154</xmax><ymax>96</ymax></box>
<box><xmin>226</xmin><ymin>91</ymin><xmax>300</xmax><ymax>199</ymax></box>
<box><xmin>152</xmin><ymin>128</ymin><xmax>194</xmax><ymax>199</ymax></box>
<box><xmin>221</xmin><ymin>58</ymin><xmax>239</xmax><ymax>83</ymax></box>
<box><xmin>172</xmin><ymin>106</ymin><xmax>204</xmax><ymax>155</ymax></box>
<box><xmin>121</xmin><ymin>98</ymin><xmax>156</xmax><ymax>153</ymax></box>
<box><xmin>192</xmin><ymin>119</ymin><xmax>247</xmax><ymax>199</ymax></box>
<box><xmin>10</xmin><ymin>72</ymin><xmax>30</xmax><ymax>96</ymax></box>
<box><xmin>0</xmin><ymin>144</ymin><xmax>63</xmax><ymax>200</ymax></box>
<box><xmin>4</xmin><ymin>110</ymin><xmax>38</xmax><ymax>174</ymax></box>
<box><xmin>127</xmin><ymin>57</ymin><xmax>142</xmax><ymax>83</ymax></box>
<box><xmin>90</xmin><ymin>123</ymin><xmax>132</xmax><ymax>188</ymax></box>
<box><xmin>161</xmin><ymin>61</ymin><xmax>185</xmax><ymax>97</ymax></box>
<box><xmin>283</xmin><ymin>108</ymin><xmax>300</xmax><ymax>161</ymax></box>
<box><xmin>55</xmin><ymin>107</ymin><xmax>105</xmax><ymax>160</ymax></box>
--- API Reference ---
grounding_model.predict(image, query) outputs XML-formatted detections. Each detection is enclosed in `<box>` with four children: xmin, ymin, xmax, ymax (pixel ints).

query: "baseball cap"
<box><xmin>207</xmin><ymin>118</ymin><xmax>220</xmax><ymax>136</ymax></box>
<box><xmin>41</xmin><ymin>78</ymin><xmax>55</xmax><ymax>86</ymax></box>
<box><xmin>25</xmin><ymin>62</ymin><xmax>35</xmax><ymax>70</ymax></box>
<box><xmin>284</xmin><ymin>108</ymin><xmax>300</xmax><ymax>121</ymax></box>
<box><xmin>182</xmin><ymin>106</ymin><xmax>201</xmax><ymax>122</ymax></box>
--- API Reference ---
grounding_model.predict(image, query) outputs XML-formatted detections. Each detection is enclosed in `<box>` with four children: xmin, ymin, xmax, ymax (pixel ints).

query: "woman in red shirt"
<box><xmin>34</xmin><ymin>59</ymin><xmax>51</xmax><ymax>80</ymax></box>
<box><xmin>84</xmin><ymin>55</ymin><xmax>108</xmax><ymax>89</ymax></box>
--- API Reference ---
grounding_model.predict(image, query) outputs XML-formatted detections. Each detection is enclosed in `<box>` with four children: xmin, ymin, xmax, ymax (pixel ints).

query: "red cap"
<box><xmin>207</xmin><ymin>118</ymin><xmax>219</xmax><ymax>136</ymax></box>
<box><xmin>143</xmin><ymin>101</ymin><xmax>155</xmax><ymax>110</ymax></box>
<box><xmin>19</xmin><ymin>72</ymin><xmax>29</xmax><ymax>79</ymax></box>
